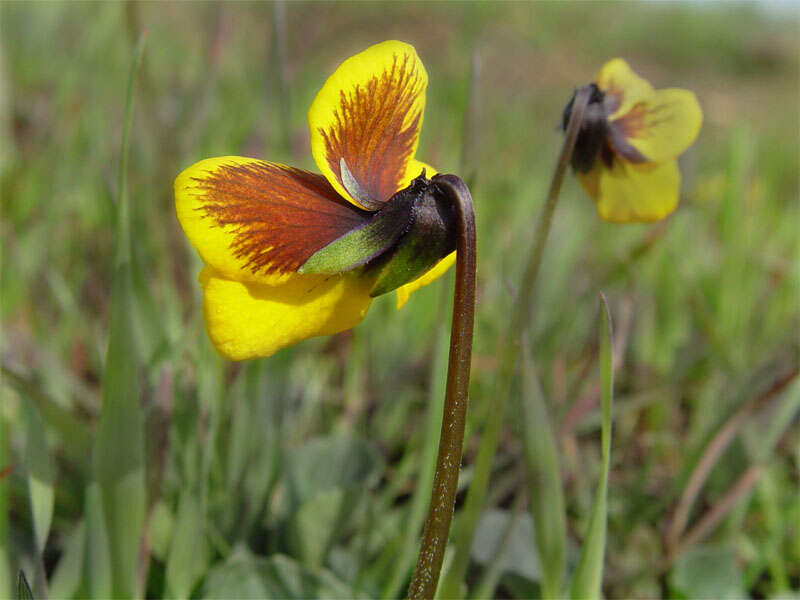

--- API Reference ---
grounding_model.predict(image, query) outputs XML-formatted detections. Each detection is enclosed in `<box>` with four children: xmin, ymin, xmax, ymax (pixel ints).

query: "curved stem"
<box><xmin>437</xmin><ymin>85</ymin><xmax>592</xmax><ymax>600</ymax></box>
<box><xmin>407</xmin><ymin>175</ymin><xmax>477</xmax><ymax>600</ymax></box>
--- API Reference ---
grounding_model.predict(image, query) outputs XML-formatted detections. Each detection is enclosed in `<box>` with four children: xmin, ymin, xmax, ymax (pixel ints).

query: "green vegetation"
<box><xmin>1</xmin><ymin>2</ymin><xmax>798</xmax><ymax>598</ymax></box>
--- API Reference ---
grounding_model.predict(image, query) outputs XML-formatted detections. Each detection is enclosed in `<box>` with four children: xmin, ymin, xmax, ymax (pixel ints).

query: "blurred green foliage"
<box><xmin>1</xmin><ymin>2</ymin><xmax>798</xmax><ymax>598</ymax></box>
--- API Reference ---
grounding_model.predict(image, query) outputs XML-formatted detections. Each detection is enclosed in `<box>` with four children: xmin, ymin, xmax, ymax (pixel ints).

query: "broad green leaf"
<box><xmin>48</xmin><ymin>521</ymin><xmax>86</xmax><ymax>600</ymax></box>
<box><xmin>23</xmin><ymin>401</ymin><xmax>54</xmax><ymax>554</ymax></box>
<box><xmin>289</xmin><ymin>487</ymin><xmax>350</xmax><ymax>569</ymax></box>
<box><xmin>84</xmin><ymin>482</ymin><xmax>111</xmax><ymax>599</ymax></box>
<box><xmin>165</xmin><ymin>492</ymin><xmax>209</xmax><ymax>599</ymax></box>
<box><xmin>669</xmin><ymin>545</ymin><xmax>745</xmax><ymax>600</ymax></box>
<box><xmin>470</xmin><ymin>509</ymin><xmax>541</xmax><ymax>582</ymax></box>
<box><xmin>519</xmin><ymin>340</ymin><xmax>566</xmax><ymax>599</ymax></box>
<box><xmin>91</xmin><ymin>33</ymin><xmax>147</xmax><ymax>599</ymax></box>
<box><xmin>569</xmin><ymin>294</ymin><xmax>614</xmax><ymax>600</ymax></box>
<box><xmin>201</xmin><ymin>548</ymin><xmax>355</xmax><ymax>599</ymax></box>
<box><xmin>284</xmin><ymin>435</ymin><xmax>382</xmax><ymax>510</ymax></box>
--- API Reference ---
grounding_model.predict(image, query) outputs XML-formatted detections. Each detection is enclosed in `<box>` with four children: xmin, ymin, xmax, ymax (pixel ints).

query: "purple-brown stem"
<box><xmin>407</xmin><ymin>175</ymin><xmax>476</xmax><ymax>600</ymax></box>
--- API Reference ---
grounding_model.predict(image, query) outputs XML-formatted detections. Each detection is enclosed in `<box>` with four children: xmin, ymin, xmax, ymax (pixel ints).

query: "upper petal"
<box><xmin>580</xmin><ymin>159</ymin><xmax>681</xmax><ymax>223</ymax></box>
<box><xmin>595</xmin><ymin>58</ymin><xmax>654</xmax><ymax>120</ymax></box>
<box><xmin>308</xmin><ymin>40</ymin><xmax>428</xmax><ymax>210</ymax></box>
<box><xmin>609</xmin><ymin>88</ymin><xmax>702</xmax><ymax>163</ymax></box>
<box><xmin>200</xmin><ymin>266</ymin><xmax>374</xmax><ymax>361</ymax></box>
<box><xmin>175</xmin><ymin>156</ymin><xmax>370</xmax><ymax>285</ymax></box>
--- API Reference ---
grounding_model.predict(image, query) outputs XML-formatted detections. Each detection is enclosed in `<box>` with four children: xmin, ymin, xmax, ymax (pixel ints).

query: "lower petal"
<box><xmin>199</xmin><ymin>266</ymin><xmax>374</xmax><ymax>360</ymax></box>
<box><xmin>395</xmin><ymin>251</ymin><xmax>456</xmax><ymax>309</ymax></box>
<box><xmin>593</xmin><ymin>159</ymin><xmax>680</xmax><ymax>223</ymax></box>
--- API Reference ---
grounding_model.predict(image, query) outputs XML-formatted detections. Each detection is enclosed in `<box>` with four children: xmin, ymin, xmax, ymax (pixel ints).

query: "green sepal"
<box><xmin>368</xmin><ymin>231</ymin><xmax>448</xmax><ymax>297</ymax></box>
<box><xmin>299</xmin><ymin>196</ymin><xmax>414</xmax><ymax>275</ymax></box>
<box><xmin>369</xmin><ymin>186</ymin><xmax>456</xmax><ymax>297</ymax></box>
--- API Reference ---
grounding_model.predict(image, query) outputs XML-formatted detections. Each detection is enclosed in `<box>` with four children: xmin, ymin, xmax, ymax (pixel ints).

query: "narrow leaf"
<box><xmin>84</xmin><ymin>483</ymin><xmax>112</xmax><ymax>599</ymax></box>
<box><xmin>165</xmin><ymin>492</ymin><xmax>209</xmax><ymax>599</ymax></box>
<box><xmin>23</xmin><ymin>402</ymin><xmax>54</xmax><ymax>554</ymax></box>
<box><xmin>569</xmin><ymin>294</ymin><xmax>614</xmax><ymax>600</ymax></box>
<box><xmin>91</xmin><ymin>32</ymin><xmax>147</xmax><ymax>599</ymax></box>
<box><xmin>18</xmin><ymin>570</ymin><xmax>33</xmax><ymax>600</ymax></box>
<box><xmin>519</xmin><ymin>337</ymin><xmax>566</xmax><ymax>599</ymax></box>
<box><xmin>48</xmin><ymin>521</ymin><xmax>86</xmax><ymax>600</ymax></box>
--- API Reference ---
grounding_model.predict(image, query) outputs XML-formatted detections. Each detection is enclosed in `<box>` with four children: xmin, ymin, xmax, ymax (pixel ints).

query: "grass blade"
<box><xmin>91</xmin><ymin>32</ymin><xmax>147</xmax><ymax>599</ymax></box>
<box><xmin>84</xmin><ymin>483</ymin><xmax>112</xmax><ymax>599</ymax></box>
<box><xmin>519</xmin><ymin>336</ymin><xmax>566</xmax><ymax>599</ymax></box>
<box><xmin>18</xmin><ymin>571</ymin><xmax>33</xmax><ymax>600</ymax></box>
<box><xmin>23</xmin><ymin>401</ymin><xmax>54</xmax><ymax>557</ymax></box>
<box><xmin>381</xmin><ymin>319</ymin><xmax>449</xmax><ymax>599</ymax></box>
<box><xmin>569</xmin><ymin>294</ymin><xmax>614</xmax><ymax>600</ymax></box>
<box><xmin>48</xmin><ymin>521</ymin><xmax>86</xmax><ymax>600</ymax></box>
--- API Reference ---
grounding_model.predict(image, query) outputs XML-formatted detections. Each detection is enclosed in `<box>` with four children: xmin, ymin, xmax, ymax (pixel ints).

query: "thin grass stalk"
<box><xmin>568</xmin><ymin>294</ymin><xmax>614</xmax><ymax>600</ymax></box>
<box><xmin>382</xmin><ymin>305</ymin><xmax>450</xmax><ymax>600</ymax></box>
<box><xmin>271</xmin><ymin>1</ymin><xmax>291</xmax><ymax>154</ymax></box>
<box><xmin>92</xmin><ymin>32</ymin><xmax>147</xmax><ymax>600</ymax></box>
<box><xmin>407</xmin><ymin>175</ymin><xmax>476</xmax><ymax>600</ymax></box>
<box><xmin>437</xmin><ymin>85</ymin><xmax>592</xmax><ymax>599</ymax></box>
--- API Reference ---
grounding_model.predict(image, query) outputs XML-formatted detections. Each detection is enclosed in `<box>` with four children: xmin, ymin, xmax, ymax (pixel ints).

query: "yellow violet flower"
<box><xmin>564</xmin><ymin>58</ymin><xmax>702</xmax><ymax>223</ymax></box>
<box><xmin>175</xmin><ymin>41</ymin><xmax>456</xmax><ymax>361</ymax></box>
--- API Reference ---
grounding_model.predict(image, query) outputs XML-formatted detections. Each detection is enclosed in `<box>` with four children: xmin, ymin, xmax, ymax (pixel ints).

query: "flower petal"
<box><xmin>595</xmin><ymin>58</ymin><xmax>654</xmax><ymax>120</ymax></box>
<box><xmin>395</xmin><ymin>251</ymin><xmax>456</xmax><ymax>309</ymax></box>
<box><xmin>199</xmin><ymin>266</ymin><xmax>374</xmax><ymax>361</ymax></box>
<box><xmin>578</xmin><ymin>159</ymin><xmax>680</xmax><ymax>223</ymax></box>
<box><xmin>609</xmin><ymin>88</ymin><xmax>702</xmax><ymax>163</ymax></box>
<box><xmin>175</xmin><ymin>156</ymin><xmax>369</xmax><ymax>285</ymax></box>
<box><xmin>308</xmin><ymin>40</ymin><xmax>428</xmax><ymax>210</ymax></box>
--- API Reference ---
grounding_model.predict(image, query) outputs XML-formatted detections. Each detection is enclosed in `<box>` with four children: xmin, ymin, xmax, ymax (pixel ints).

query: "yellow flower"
<box><xmin>564</xmin><ymin>59</ymin><xmax>702</xmax><ymax>223</ymax></box>
<box><xmin>175</xmin><ymin>41</ymin><xmax>456</xmax><ymax>361</ymax></box>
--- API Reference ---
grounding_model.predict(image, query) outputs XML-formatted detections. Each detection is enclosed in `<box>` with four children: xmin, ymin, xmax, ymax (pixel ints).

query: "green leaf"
<box><xmin>519</xmin><ymin>340</ymin><xmax>566</xmax><ymax>599</ymax></box>
<box><xmin>669</xmin><ymin>545</ymin><xmax>745</xmax><ymax>600</ymax></box>
<box><xmin>569</xmin><ymin>294</ymin><xmax>614</xmax><ymax>600</ymax></box>
<box><xmin>17</xmin><ymin>570</ymin><xmax>33</xmax><ymax>600</ymax></box>
<box><xmin>165</xmin><ymin>491</ymin><xmax>209</xmax><ymax>599</ymax></box>
<box><xmin>48</xmin><ymin>521</ymin><xmax>86</xmax><ymax>600</ymax></box>
<box><xmin>91</xmin><ymin>33</ymin><xmax>147</xmax><ymax>599</ymax></box>
<box><xmin>201</xmin><ymin>548</ymin><xmax>355</xmax><ymax>599</ymax></box>
<box><xmin>23</xmin><ymin>401</ymin><xmax>54</xmax><ymax>554</ymax></box>
<box><xmin>284</xmin><ymin>435</ymin><xmax>382</xmax><ymax>510</ymax></box>
<box><xmin>470</xmin><ymin>509</ymin><xmax>541</xmax><ymax>582</ymax></box>
<box><xmin>84</xmin><ymin>482</ymin><xmax>112</xmax><ymax>599</ymax></box>
<box><xmin>289</xmin><ymin>487</ymin><xmax>352</xmax><ymax>569</ymax></box>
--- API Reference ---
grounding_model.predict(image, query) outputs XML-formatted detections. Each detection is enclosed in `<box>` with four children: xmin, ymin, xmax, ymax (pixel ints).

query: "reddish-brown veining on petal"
<box><xmin>614</xmin><ymin>101</ymin><xmax>670</xmax><ymax>140</ymax></box>
<box><xmin>321</xmin><ymin>52</ymin><xmax>424</xmax><ymax>206</ymax></box>
<box><xmin>194</xmin><ymin>161</ymin><xmax>369</xmax><ymax>275</ymax></box>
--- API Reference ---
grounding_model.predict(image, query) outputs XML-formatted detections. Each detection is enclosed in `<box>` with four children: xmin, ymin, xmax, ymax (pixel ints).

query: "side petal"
<box><xmin>175</xmin><ymin>156</ymin><xmax>369</xmax><ymax>285</ymax></box>
<box><xmin>308</xmin><ymin>40</ymin><xmax>428</xmax><ymax>210</ymax></box>
<box><xmin>199</xmin><ymin>266</ymin><xmax>374</xmax><ymax>361</ymax></box>
<box><xmin>395</xmin><ymin>251</ymin><xmax>456</xmax><ymax>309</ymax></box>
<box><xmin>590</xmin><ymin>159</ymin><xmax>681</xmax><ymax>223</ymax></box>
<box><xmin>609</xmin><ymin>88</ymin><xmax>702</xmax><ymax>163</ymax></box>
<box><xmin>595</xmin><ymin>58</ymin><xmax>654</xmax><ymax>120</ymax></box>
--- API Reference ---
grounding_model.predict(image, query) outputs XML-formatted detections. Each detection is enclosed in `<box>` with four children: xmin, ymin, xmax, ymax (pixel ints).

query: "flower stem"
<box><xmin>407</xmin><ymin>175</ymin><xmax>477</xmax><ymax>600</ymax></box>
<box><xmin>437</xmin><ymin>85</ymin><xmax>593</xmax><ymax>600</ymax></box>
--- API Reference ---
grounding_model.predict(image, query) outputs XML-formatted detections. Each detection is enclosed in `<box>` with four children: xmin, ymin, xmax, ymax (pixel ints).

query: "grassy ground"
<box><xmin>1</xmin><ymin>2</ymin><xmax>798</xmax><ymax>598</ymax></box>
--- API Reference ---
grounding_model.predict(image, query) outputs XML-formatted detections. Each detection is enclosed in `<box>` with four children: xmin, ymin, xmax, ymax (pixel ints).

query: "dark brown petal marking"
<box><xmin>320</xmin><ymin>52</ymin><xmax>424</xmax><ymax>206</ymax></box>
<box><xmin>194</xmin><ymin>161</ymin><xmax>369</xmax><ymax>275</ymax></box>
<box><xmin>607</xmin><ymin>121</ymin><xmax>648</xmax><ymax>164</ymax></box>
<box><xmin>610</xmin><ymin>102</ymin><xmax>669</xmax><ymax>163</ymax></box>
